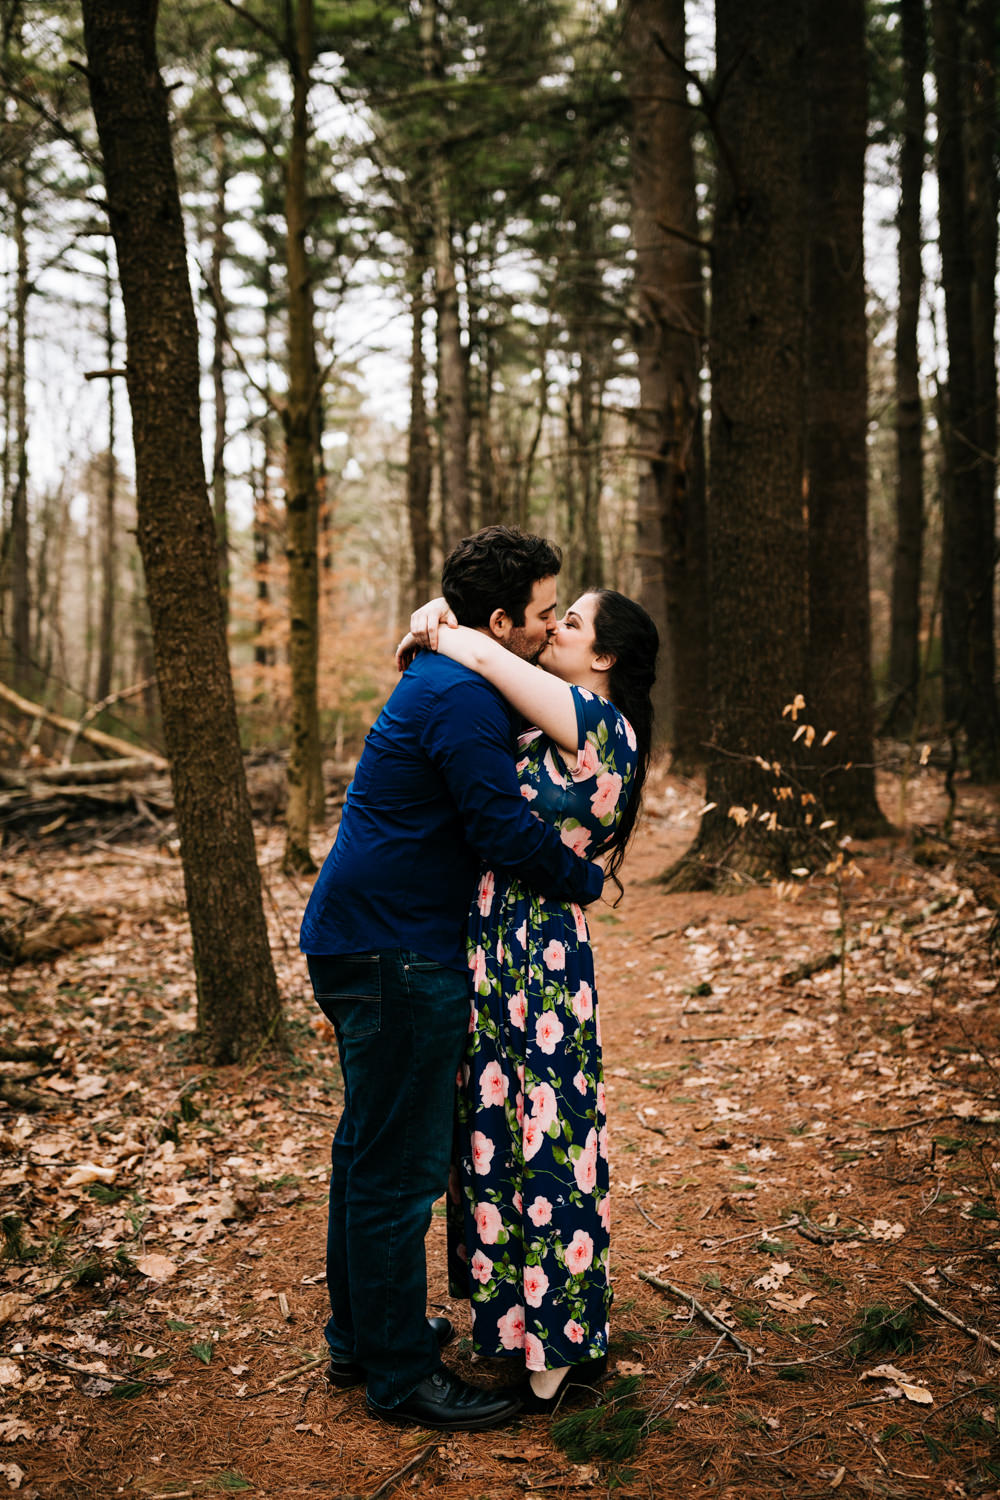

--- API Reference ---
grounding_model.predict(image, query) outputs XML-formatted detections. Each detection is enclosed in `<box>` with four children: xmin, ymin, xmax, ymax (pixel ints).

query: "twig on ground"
<box><xmin>367</xmin><ymin>1442</ymin><xmax>438</xmax><ymax>1500</ymax></box>
<box><xmin>901</xmin><ymin>1278</ymin><xmax>1000</xmax><ymax>1355</ymax></box>
<box><xmin>703</xmin><ymin>1217</ymin><xmax>799</xmax><ymax>1250</ymax></box>
<box><xmin>638</xmin><ymin>1271</ymin><xmax>755</xmax><ymax>1365</ymax></box>
<box><xmin>634</xmin><ymin>1198</ymin><xmax>662</xmax><ymax>1230</ymax></box>
<box><xmin>265</xmin><ymin>1351</ymin><xmax>329</xmax><ymax>1389</ymax></box>
<box><xmin>634</xmin><ymin>1109</ymin><xmax>671</xmax><ymax>1138</ymax></box>
<box><xmin>644</xmin><ymin>1332</ymin><xmax>727</xmax><ymax>1425</ymax></box>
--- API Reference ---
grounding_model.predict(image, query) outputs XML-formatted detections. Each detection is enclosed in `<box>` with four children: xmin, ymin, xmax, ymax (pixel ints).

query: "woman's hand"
<box><xmin>395</xmin><ymin>631</ymin><xmax>419</xmax><ymax>673</ymax></box>
<box><xmin>410</xmin><ymin>596</ymin><xmax>458</xmax><ymax>650</ymax></box>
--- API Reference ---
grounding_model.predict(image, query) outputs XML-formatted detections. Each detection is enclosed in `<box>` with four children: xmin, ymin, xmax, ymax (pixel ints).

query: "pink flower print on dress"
<box><xmin>571</xmin><ymin>981</ymin><xmax>593</xmax><ymax>1022</ymax></box>
<box><xmin>565</xmin><ymin>1228</ymin><xmax>595</xmax><ymax>1274</ymax></box>
<box><xmin>622</xmin><ymin>714</ymin><xmax>637</xmax><ymax>751</ymax></box>
<box><xmin>508</xmin><ymin>990</ymin><xmax>527</xmax><ymax>1029</ymax></box>
<box><xmin>571</xmin><ymin>903</ymin><xmax>588</xmax><ymax>940</ymax></box>
<box><xmin>475</xmin><ymin>1201</ymin><xmax>503</xmax><ymax>1244</ymax></box>
<box><xmin>535</xmin><ymin>1010</ymin><xmax>565</xmax><ymax>1055</ymax></box>
<box><xmin>575</xmin><ymin>737</ymin><xmax>601</xmax><ymax>780</ymax></box>
<box><xmin>479</xmin><ymin>1060</ymin><xmax>509</xmax><ymax>1108</ymax></box>
<box><xmin>471</xmin><ymin>1131</ymin><xmax>495</xmax><ymax>1175</ymax></box>
<box><xmin>527</xmin><ymin>1195</ymin><xmax>553</xmax><ymax>1226</ymax></box>
<box><xmin>528</xmin><ymin>1081</ymin><xmax>558</xmax><ymax>1131</ymax></box>
<box><xmin>523</xmin><ymin>1263</ymin><xmax>550</xmax><ymax>1309</ymax></box>
<box><xmin>471</xmin><ymin>945</ymin><xmax>487</xmax><ymax>993</ymax></box>
<box><xmin>513</xmin><ymin>1189</ymin><xmax>522</xmax><ymax>1213</ymax></box>
<box><xmin>560</xmin><ymin>822</ymin><xmax>591</xmax><ymax>857</ymax></box>
<box><xmin>515</xmin><ymin>1091</ymin><xmax>524</xmax><ymax>1127</ymax></box>
<box><xmin>573</xmin><ymin>1070</ymin><xmax>588</xmax><ymax>1095</ymax></box>
<box><xmin>573</xmin><ymin>1128</ymin><xmax>598</xmax><ymax>1193</ymax></box>
<box><xmin>590</xmin><ymin>770</ymin><xmax>623</xmax><ymax>821</ymax></box>
<box><xmin>522</xmin><ymin>1113</ymin><xmax>544</xmax><ymax>1160</ymax></box>
<box><xmin>471</xmin><ymin>1249</ymin><xmax>493</xmax><ymax>1285</ymax></box>
<box><xmin>598</xmin><ymin>1195</ymin><xmax>611</xmax><ymax>1231</ymax></box>
<box><xmin>598</xmin><ymin>1124</ymin><xmax>608</xmax><ymax>1160</ymax></box>
<box><xmin>515</xmin><ymin>921</ymin><xmax>528</xmax><ymax>948</ymax></box>
<box><xmin>521</xmin><ymin>784</ymin><xmax>538</xmax><ymax>802</ymax></box>
<box><xmin>564</xmin><ymin>1319</ymin><xmax>586</xmax><ymax>1344</ymax></box>
<box><xmin>543</xmin><ymin>748</ymin><xmax>568</xmax><ymax>788</ymax></box>
<box><xmin>542</xmin><ymin>939</ymin><xmax>566</xmax><ymax>971</ymax></box>
<box><xmin>496</xmin><ymin>937</ymin><xmax>505</xmax><ymax>964</ymax></box>
<box><xmin>497</xmin><ymin>1304</ymin><xmax>526</xmax><ymax>1350</ymax></box>
<box><xmin>524</xmin><ymin>1332</ymin><xmax>546</xmax><ymax>1371</ymax></box>
<box><xmin>515</xmin><ymin>756</ymin><xmax>530</xmax><ymax>773</ymax></box>
<box><xmin>596</xmin><ymin>1080</ymin><xmax>607</xmax><ymax>1114</ymax></box>
<box><xmin>477</xmin><ymin>870</ymin><xmax>495</xmax><ymax>917</ymax></box>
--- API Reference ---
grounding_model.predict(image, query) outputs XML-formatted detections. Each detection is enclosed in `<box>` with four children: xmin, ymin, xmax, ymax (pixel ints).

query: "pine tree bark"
<box><xmin>886</xmin><ymin>0</ymin><xmax>926</xmax><ymax>735</ymax></box>
<box><xmin>664</xmin><ymin>0</ymin><xmax>809</xmax><ymax>888</ymax></box>
<box><xmin>625</xmin><ymin>0</ymin><xmax>708</xmax><ymax>766</ymax></box>
<box><xmin>803</xmin><ymin>0</ymin><xmax>888</xmax><ymax>835</ymax></box>
<box><xmin>931</xmin><ymin>0</ymin><xmax>1000</xmax><ymax>779</ymax></box>
<box><xmin>281</xmin><ymin>0</ymin><xmax>323</xmax><ymax>874</ymax></box>
<box><xmin>210</xmin><ymin>88</ymin><xmax>231</xmax><ymax>626</ymax></box>
<box><xmin>80</xmin><ymin>0</ymin><xmax>284</xmax><ymax>1063</ymax></box>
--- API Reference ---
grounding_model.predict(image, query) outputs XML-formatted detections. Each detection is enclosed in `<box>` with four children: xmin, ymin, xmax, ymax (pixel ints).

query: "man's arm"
<box><xmin>424</xmin><ymin>676</ymin><xmax>604</xmax><ymax>906</ymax></box>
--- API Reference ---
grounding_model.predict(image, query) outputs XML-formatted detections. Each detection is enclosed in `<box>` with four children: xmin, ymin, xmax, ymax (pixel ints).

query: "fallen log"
<box><xmin>0</xmin><ymin>757</ymin><xmax>167</xmax><ymax>788</ymax></box>
<box><xmin>0</xmin><ymin>679</ymin><xmax>166</xmax><ymax>767</ymax></box>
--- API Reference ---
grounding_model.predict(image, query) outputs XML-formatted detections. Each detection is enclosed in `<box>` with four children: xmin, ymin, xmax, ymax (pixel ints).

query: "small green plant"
<box><xmin>776</xmin><ymin>1363</ymin><xmax>810</xmax><ymax>1382</ymax></box>
<box><xmin>849</xmin><ymin>1303</ymin><xmax>921</xmax><ymax>1359</ymax></box>
<box><xmin>551</xmin><ymin>1376</ymin><xmax>650</xmax><ymax>1465</ymax></box>
<box><xmin>85</xmin><ymin>1183</ymin><xmax>129</xmax><ymax>1205</ymax></box>
<box><xmin>1</xmin><ymin>1213</ymin><xmax>32</xmax><ymax>1263</ymax></box>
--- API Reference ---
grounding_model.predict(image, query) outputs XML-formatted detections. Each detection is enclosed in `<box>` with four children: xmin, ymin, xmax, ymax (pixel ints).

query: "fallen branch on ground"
<box><xmin>638</xmin><ymin>1271</ymin><xmax>755</xmax><ymax>1365</ymax></box>
<box><xmin>901</xmin><ymin>1278</ymin><xmax>1000</xmax><ymax>1355</ymax></box>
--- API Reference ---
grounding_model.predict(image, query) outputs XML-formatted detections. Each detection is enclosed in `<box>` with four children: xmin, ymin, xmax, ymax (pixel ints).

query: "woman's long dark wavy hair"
<box><xmin>589</xmin><ymin>589</ymin><xmax>659</xmax><ymax>899</ymax></box>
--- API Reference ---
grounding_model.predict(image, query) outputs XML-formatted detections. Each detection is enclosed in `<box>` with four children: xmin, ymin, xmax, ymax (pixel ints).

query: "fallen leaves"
<box><xmin>863</xmin><ymin>1365</ymin><xmax>934</xmax><ymax>1404</ymax></box>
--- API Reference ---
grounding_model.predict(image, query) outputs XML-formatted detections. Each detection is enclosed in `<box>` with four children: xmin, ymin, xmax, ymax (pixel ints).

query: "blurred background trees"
<box><xmin>0</xmin><ymin>0</ymin><xmax>997</xmax><ymax>850</ymax></box>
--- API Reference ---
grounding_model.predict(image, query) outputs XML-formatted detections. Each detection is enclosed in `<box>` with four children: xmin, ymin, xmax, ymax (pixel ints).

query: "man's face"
<box><xmin>503</xmin><ymin>575</ymin><xmax>559</xmax><ymax>662</ymax></box>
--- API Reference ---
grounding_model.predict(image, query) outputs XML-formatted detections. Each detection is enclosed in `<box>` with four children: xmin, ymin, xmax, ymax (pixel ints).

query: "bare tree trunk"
<box><xmin>406</xmin><ymin>233</ymin><xmax>433</xmax><ymax>609</ymax></box>
<box><xmin>625</xmin><ymin>0</ymin><xmax>708</xmax><ymax>766</ymax></box>
<box><xmin>804</xmin><ymin>0</ymin><xmax>888</xmax><ymax>835</ymax></box>
<box><xmin>9</xmin><ymin>153</ymin><xmax>31</xmax><ymax>688</ymax></box>
<box><xmin>210</xmin><ymin>95</ymin><xmax>230</xmax><ymax>625</ymax></box>
<box><xmin>420</xmin><ymin>0</ymin><xmax>469</xmax><ymax>551</ymax></box>
<box><xmin>96</xmin><ymin>247</ymin><xmax>117</xmax><ymax>703</ymax></box>
<box><xmin>932</xmin><ymin>0</ymin><xmax>1000</xmax><ymax>779</ymax></box>
<box><xmin>886</xmin><ymin>0</ymin><xmax>927</xmax><ymax>735</ymax></box>
<box><xmin>664</xmin><ymin>0</ymin><xmax>809</xmax><ymax>888</ymax></box>
<box><xmin>81</xmin><ymin>0</ymin><xmax>283</xmax><ymax>1063</ymax></box>
<box><xmin>281</xmin><ymin>0</ymin><xmax>322</xmax><ymax>874</ymax></box>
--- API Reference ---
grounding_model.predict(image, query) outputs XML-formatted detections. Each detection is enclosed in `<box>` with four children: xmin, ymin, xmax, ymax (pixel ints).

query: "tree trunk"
<box><xmin>96</xmin><ymin>247</ymin><xmax>117</xmax><ymax>703</ymax></box>
<box><xmin>80</xmin><ymin>0</ymin><xmax>284</xmax><ymax>1063</ymax></box>
<box><xmin>9</xmin><ymin>152</ymin><xmax>31</xmax><ymax>689</ymax></box>
<box><xmin>421</xmin><ymin>0</ymin><xmax>469</xmax><ymax>551</ymax></box>
<box><xmin>625</xmin><ymin>0</ymin><xmax>708</xmax><ymax>767</ymax></box>
<box><xmin>281</xmin><ymin>0</ymin><xmax>323</xmax><ymax>874</ymax></box>
<box><xmin>803</xmin><ymin>0</ymin><xmax>888</xmax><ymax>835</ymax></box>
<box><xmin>406</xmin><ymin>234</ymin><xmax>433</xmax><ymax>609</ymax></box>
<box><xmin>210</xmin><ymin>93</ymin><xmax>231</xmax><ymax>626</ymax></box>
<box><xmin>886</xmin><ymin>0</ymin><xmax>927</xmax><ymax>735</ymax></box>
<box><xmin>664</xmin><ymin>0</ymin><xmax>809</xmax><ymax>888</ymax></box>
<box><xmin>932</xmin><ymin>0</ymin><xmax>1000</xmax><ymax>780</ymax></box>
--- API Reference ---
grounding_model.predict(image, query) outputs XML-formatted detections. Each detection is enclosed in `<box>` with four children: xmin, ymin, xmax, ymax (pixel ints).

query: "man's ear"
<box><xmin>486</xmin><ymin>607</ymin><xmax>511</xmax><ymax>642</ymax></box>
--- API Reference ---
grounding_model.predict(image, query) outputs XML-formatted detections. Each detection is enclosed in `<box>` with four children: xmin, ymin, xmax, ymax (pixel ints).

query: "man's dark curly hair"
<box><xmin>441</xmin><ymin>526</ymin><xmax>562</xmax><ymax>627</ymax></box>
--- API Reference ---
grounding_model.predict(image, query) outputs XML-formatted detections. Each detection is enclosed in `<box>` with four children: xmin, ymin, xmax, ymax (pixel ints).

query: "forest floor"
<box><xmin>1</xmin><ymin>759</ymin><xmax>999</xmax><ymax>1500</ymax></box>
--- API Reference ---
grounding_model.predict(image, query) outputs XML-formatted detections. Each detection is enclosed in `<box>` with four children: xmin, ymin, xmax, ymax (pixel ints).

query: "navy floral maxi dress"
<box><xmin>448</xmin><ymin>686</ymin><xmax>638</xmax><ymax>1372</ymax></box>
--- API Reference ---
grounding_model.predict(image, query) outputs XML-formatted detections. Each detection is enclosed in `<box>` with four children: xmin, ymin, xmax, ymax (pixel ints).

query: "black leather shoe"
<box><xmin>325</xmin><ymin>1315</ymin><xmax>455</xmax><ymax>1390</ymax></box>
<box><xmin>367</xmin><ymin>1365</ymin><xmax>522</xmax><ymax>1431</ymax></box>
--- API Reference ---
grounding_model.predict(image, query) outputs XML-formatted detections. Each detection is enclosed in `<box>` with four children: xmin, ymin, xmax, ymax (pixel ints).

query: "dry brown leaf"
<box><xmin>134</xmin><ymin>1253</ymin><xmax>178</xmax><ymax>1280</ymax></box>
<box><xmin>65</xmin><ymin>1162</ymin><xmax>116</xmax><ymax>1188</ymax></box>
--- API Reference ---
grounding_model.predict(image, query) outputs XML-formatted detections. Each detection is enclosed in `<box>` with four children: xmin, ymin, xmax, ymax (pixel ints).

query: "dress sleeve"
<box><xmin>567</xmin><ymin>687</ymin><xmax>639</xmax><ymax>786</ymax></box>
<box><xmin>422</xmin><ymin>676</ymin><xmax>605</xmax><ymax>906</ymax></box>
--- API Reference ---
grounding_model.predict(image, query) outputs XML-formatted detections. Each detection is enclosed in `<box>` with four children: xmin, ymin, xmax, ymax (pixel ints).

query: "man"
<box><xmin>300</xmin><ymin>526</ymin><xmax>603</xmax><ymax>1432</ymax></box>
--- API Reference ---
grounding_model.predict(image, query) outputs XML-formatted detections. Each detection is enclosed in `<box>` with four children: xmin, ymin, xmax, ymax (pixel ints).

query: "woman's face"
<box><xmin>538</xmin><ymin>592</ymin><xmax>602</xmax><ymax>683</ymax></box>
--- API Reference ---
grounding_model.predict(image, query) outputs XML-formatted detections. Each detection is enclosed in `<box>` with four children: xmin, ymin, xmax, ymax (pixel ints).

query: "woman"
<box><xmin>402</xmin><ymin>588</ymin><xmax>657</xmax><ymax>1412</ymax></box>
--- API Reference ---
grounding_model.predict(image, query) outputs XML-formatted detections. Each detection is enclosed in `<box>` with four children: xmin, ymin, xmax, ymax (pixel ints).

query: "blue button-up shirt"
<box><xmin>300</xmin><ymin>651</ymin><xmax>603</xmax><ymax>971</ymax></box>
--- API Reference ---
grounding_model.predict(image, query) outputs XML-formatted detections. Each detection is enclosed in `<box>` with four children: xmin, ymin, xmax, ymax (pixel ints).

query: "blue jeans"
<box><xmin>307</xmin><ymin>949</ymin><xmax>472</xmax><ymax>1408</ymax></box>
